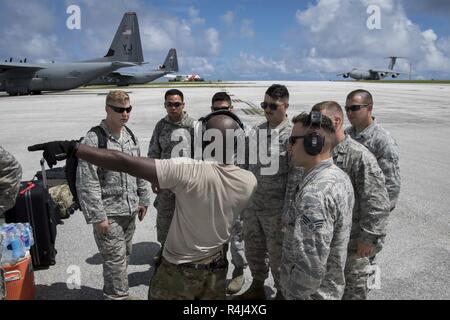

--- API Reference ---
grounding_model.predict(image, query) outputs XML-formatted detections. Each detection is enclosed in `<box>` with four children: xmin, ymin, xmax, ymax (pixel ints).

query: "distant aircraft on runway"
<box><xmin>0</xmin><ymin>12</ymin><xmax>144</xmax><ymax>96</ymax></box>
<box><xmin>167</xmin><ymin>73</ymin><xmax>205</xmax><ymax>82</ymax></box>
<box><xmin>337</xmin><ymin>57</ymin><xmax>408</xmax><ymax>80</ymax></box>
<box><xmin>88</xmin><ymin>49</ymin><xmax>179</xmax><ymax>86</ymax></box>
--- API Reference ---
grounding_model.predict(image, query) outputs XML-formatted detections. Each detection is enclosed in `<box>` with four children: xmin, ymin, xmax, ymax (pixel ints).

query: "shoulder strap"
<box><xmin>89</xmin><ymin>126</ymin><xmax>108</xmax><ymax>149</ymax></box>
<box><xmin>124</xmin><ymin>125</ymin><xmax>137</xmax><ymax>145</ymax></box>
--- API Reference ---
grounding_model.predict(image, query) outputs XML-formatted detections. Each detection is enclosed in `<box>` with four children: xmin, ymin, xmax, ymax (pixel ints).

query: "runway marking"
<box><xmin>233</xmin><ymin>99</ymin><xmax>265</xmax><ymax>117</ymax></box>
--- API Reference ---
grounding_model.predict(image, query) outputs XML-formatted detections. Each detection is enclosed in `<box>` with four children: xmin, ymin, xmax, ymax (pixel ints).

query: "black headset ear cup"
<box><xmin>304</xmin><ymin>131</ymin><xmax>325</xmax><ymax>156</ymax></box>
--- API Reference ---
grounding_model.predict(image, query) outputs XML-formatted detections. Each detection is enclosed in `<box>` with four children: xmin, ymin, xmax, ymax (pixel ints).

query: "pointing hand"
<box><xmin>28</xmin><ymin>140</ymin><xmax>79</xmax><ymax>168</ymax></box>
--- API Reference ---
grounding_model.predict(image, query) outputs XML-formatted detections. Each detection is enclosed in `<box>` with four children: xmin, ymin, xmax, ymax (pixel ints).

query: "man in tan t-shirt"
<box><xmin>29</xmin><ymin>111</ymin><xmax>257</xmax><ymax>300</ymax></box>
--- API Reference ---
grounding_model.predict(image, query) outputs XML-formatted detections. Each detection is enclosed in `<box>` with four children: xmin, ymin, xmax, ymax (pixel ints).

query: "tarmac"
<box><xmin>1</xmin><ymin>81</ymin><xmax>449</xmax><ymax>300</ymax></box>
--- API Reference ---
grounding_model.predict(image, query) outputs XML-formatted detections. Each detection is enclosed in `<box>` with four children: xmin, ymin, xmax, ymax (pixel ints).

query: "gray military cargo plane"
<box><xmin>0</xmin><ymin>12</ymin><xmax>143</xmax><ymax>96</ymax></box>
<box><xmin>88</xmin><ymin>48</ymin><xmax>179</xmax><ymax>86</ymax></box>
<box><xmin>337</xmin><ymin>57</ymin><xmax>408</xmax><ymax>80</ymax></box>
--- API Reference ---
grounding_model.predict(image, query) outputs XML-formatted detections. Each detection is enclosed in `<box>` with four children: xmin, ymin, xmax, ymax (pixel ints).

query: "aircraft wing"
<box><xmin>370</xmin><ymin>69</ymin><xmax>408</xmax><ymax>74</ymax></box>
<box><xmin>0</xmin><ymin>63</ymin><xmax>44</xmax><ymax>73</ymax></box>
<box><xmin>109</xmin><ymin>72</ymin><xmax>135</xmax><ymax>80</ymax></box>
<box><xmin>111</xmin><ymin>61</ymin><xmax>137</xmax><ymax>68</ymax></box>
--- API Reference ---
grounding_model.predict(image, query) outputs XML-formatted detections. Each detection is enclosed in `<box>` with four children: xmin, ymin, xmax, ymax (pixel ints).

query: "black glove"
<box><xmin>28</xmin><ymin>140</ymin><xmax>79</xmax><ymax>168</ymax></box>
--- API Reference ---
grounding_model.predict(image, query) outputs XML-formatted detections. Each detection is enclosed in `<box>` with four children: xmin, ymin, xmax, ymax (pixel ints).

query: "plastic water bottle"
<box><xmin>25</xmin><ymin>223</ymin><xmax>34</xmax><ymax>248</ymax></box>
<box><xmin>0</xmin><ymin>224</ymin><xmax>26</xmax><ymax>265</ymax></box>
<box><xmin>17</xmin><ymin>223</ymin><xmax>32</xmax><ymax>251</ymax></box>
<box><xmin>1</xmin><ymin>228</ymin><xmax>13</xmax><ymax>265</ymax></box>
<box><xmin>0</xmin><ymin>226</ymin><xmax>15</xmax><ymax>265</ymax></box>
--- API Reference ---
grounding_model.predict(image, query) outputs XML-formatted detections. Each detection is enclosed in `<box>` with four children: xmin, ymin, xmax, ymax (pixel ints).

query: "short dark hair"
<box><xmin>165</xmin><ymin>89</ymin><xmax>184</xmax><ymax>102</ymax></box>
<box><xmin>311</xmin><ymin>101</ymin><xmax>344</xmax><ymax>119</ymax></box>
<box><xmin>292</xmin><ymin>112</ymin><xmax>335</xmax><ymax>134</ymax></box>
<box><xmin>347</xmin><ymin>89</ymin><xmax>373</xmax><ymax>105</ymax></box>
<box><xmin>266</xmin><ymin>84</ymin><xmax>289</xmax><ymax>101</ymax></box>
<box><xmin>212</xmin><ymin>92</ymin><xmax>231</xmax><ymax>105</ymax></box>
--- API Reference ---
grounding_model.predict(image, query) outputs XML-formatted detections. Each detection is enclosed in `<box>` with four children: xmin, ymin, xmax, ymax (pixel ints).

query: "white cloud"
<box><xmin>296</xmin><ymin>0</ymin><xmax>341</xmax><ymax>33</ymax></box>
<box><xmin>437</xmin><ymin>37</ymin><xmax>450</xmax><ymax>55</ymax></box>
<box><xmin>221</xmin><ymin>10</ymin><xmax>235</xmax><ymax>26</ymax></box>
<box><xmin>0</xmin><ymin>0</ymin><xmax>67</xmax><ymax>61</ymax></box>
<box><xmin>188</xmin><ymin>6</ymin><xmax>205</xmax><ymax>25</ymax></box>
<box><xmin>179</xmin><ymin>57</ymin><xmax>215</xmax><ymax>75</ymax></box>
<box><xmin>292</xmin><ymin>0</ymin><xmax>450</xmax><ymax>77</ymax></box>
<box><xmin>231</xmin><ymin>52</ymin><xmax>288</xmax><ymax>79</ymax></box>
<box><xmin>205</xmin><ymin>28</ymin><xmax>221</xmax><ymax>56</ymax></box>
<box><xmin>240</xmin><ymin>19</ymin><xmax>255</xmax><ymax>38</ymax></box>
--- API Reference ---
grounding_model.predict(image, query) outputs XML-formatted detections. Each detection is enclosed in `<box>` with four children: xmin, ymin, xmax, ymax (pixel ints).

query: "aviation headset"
<box><xmin>197</xmin><ymin>110</ymin><xmax>245</xmax><ymax>152</ymax></box>
<box><xmin>302</xmin><ymin>111</ymin><xmax>326</xmax><ymax>156</ymax></box>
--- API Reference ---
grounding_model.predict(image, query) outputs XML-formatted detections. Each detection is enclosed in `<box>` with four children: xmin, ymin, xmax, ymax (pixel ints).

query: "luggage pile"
<box><xmin>0</xmin><ymin>223</ymin><xmax>36</xmax><ymax>300</ymax></box>
<box><xmin>4</xmin><ymin>160</ymin><xmax>59</xmax><ymax>271</ymax></box>
<box><xmin>1</xmin><ymin>159</ymin><xmax>63</xmax><ymax>300</ymax></box>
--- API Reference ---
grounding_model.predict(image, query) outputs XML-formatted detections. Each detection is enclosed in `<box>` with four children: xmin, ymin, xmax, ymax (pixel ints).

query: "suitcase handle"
<box><xmin>40</xmin><ymin>158</ymin><xmax>48</xmax><ymax>190</ymax></box>
<box><xmin>4</xmin><ymin>270</ymin><xmax>22</xmax><ymax>282</ymax></box>
<box><xmin>20</xmin><ymin>182</ymin><xmax>36</xmax><ymax>196</ymax></box>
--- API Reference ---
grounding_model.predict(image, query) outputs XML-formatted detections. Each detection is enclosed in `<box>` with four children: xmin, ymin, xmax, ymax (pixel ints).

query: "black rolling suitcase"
<box><xmin>4</xmin><ymin>159</ymin><xmax>59</xmax><ymax>270</ymax></box>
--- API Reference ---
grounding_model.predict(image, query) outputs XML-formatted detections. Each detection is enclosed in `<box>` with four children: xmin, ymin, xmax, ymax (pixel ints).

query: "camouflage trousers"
<box><xmin>154</xmin><ymin>190</ymin><xmax>175</xmax><ymax>245</ymax></box>
<box><xmin>342</xmin><ymin>252</ymin><xmax>372</xmax><ymax>300</ymax></box>
<box><xmin>229</xmin><ymin>213</ymin><xmax>247</xmax><ymax>272</ymax></box>
<box><xmin>149</xmin><ymin>255</ymin><xmax>228</xmax><ymax>300</ymax></box>
<box><xmin>93</xmin><ymin>215</ymin><xmax>136</xmax><ymax>300</ymax></box>
<box><xmin>243</xmin><ymin>209</ymin><xmax>283</xmax><ymax>290</ymax></box>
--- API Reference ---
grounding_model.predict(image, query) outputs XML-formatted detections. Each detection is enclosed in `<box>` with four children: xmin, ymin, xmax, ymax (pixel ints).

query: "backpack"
<box><xmin>65</xmin><ymin>125</ymin><xmax>137</xmax><ymax>211</ymax></box>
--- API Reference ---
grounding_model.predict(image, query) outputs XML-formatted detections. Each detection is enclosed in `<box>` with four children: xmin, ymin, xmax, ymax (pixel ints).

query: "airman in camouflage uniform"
<box><xmin>147</xmin><ymin>89</ymin><xmax>195</xmax><ymax>250</ymax></box>
<box><xmin>312</xmin><ymin>101</ymin><xmax>390</xmax><ymax>300</ymax></box>
<box><xmin>281</xmin><ymin>112</ymin><xmax>354</xmax><ymax>300</ymax></box>
<box><xmin>0</xmin><ymin>146</ymin><xmax>23</xmax><ymax>300</ymax></box>
<box><xmin>344</xmin><ymin>89</ymin><xmax>401</xmax><ymax>211</ymax></box>
<box><xmin>241</xmin><ymin>85</ymin><xmax>301</xmax><ymax>299</ymax></box>
<box><xmin>76</xmin><ymin>91</ymin><xmax>151</xmax><ymax>300</ymax></box>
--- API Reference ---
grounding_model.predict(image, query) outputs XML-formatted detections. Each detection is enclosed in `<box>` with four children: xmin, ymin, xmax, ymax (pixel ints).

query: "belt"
<box><xmin>178</xmin><ymin>244</ymin><xmax>229</xmax><ymax>272</ymax></box>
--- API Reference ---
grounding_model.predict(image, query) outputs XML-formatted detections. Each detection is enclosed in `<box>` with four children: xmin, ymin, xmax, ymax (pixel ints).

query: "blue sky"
<box><xmin>0</xmin><ymin>0</ymin><xmax>449</xmax><ymax>80</ymax></box>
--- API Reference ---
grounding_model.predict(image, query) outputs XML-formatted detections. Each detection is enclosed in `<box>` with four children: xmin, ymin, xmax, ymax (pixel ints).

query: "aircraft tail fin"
<box><xmin>385</xmin><ymin>57</ymin><xmax>407</xmax><ymax>70</ymax></box>
<box><xmin>388</xmin><ymin>57</ymin><xmax>397</xmax><ymax>70</ymax></box>
<box><xmin>90</xmin><ymin>12</ymin><xmax>144</xmax><ymax>63</ymax></box>
<box><xmin>159</xmin><ymin>49</ymin><xmax>179</xmax><ymax>72</ymax></box>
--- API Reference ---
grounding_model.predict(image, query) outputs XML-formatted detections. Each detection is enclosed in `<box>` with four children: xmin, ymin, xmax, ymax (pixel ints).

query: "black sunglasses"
<box><xmin>345</xmin><ymin>104</ymin><xmax>369</xmax><ymax>113</ymax></box>
<box><xmin>288</xmin><ymin>135</ymin><xmax>306</xmax><ymax>145</ymax></box>
<box><xmin>108</xmin><ymin>105</ymin><xmax>133</xmax><ymax>114</ymax></box>
<box><xmin>261</xmin><ymin>102</ymin><xmax>281</xmax><ymax>111</ymax></box>
<box><xmin>165</xmin><ymin>102</ymin><xmax>184</xmax><ymax>108</ymax></box>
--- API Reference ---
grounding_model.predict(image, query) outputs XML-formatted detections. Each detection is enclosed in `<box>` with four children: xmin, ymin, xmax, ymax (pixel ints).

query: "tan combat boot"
<box><xmin>227</xmin><ymin>268</ymin><xmax>245</xmax><ymax>294</ymax></box>
<box><xmin>238</xmin><ymin>280</ymin><xmax>266</xmax><ymax>300</ymax></box>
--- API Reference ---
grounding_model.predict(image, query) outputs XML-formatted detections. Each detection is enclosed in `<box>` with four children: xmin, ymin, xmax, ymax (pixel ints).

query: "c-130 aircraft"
<box><xmin>87</xmin><ymin>48</ymin><xmax>179</xmax><ymax>86</ymax></box>
<box><xmin>0</xmin><ymin>12</ymin><xmax>144</xmax><ymax>96</ymax></box>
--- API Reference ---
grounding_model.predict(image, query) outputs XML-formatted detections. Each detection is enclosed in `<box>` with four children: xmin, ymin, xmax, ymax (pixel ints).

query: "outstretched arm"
<box><xmin>29</xmin><ymin>140</ymin><xmax>159</xmax><ymax>186</ymax></box>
